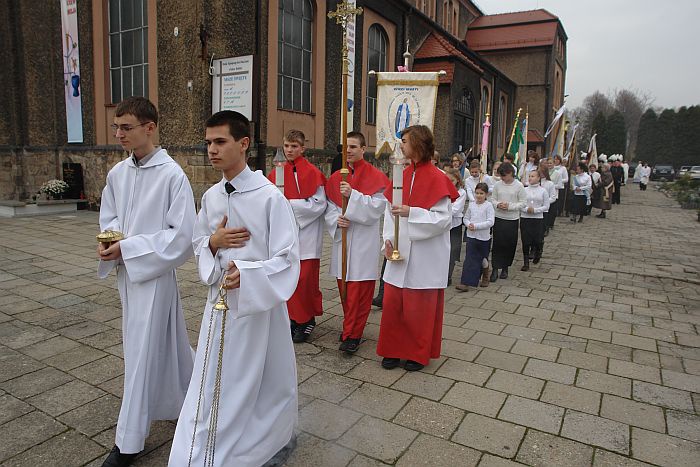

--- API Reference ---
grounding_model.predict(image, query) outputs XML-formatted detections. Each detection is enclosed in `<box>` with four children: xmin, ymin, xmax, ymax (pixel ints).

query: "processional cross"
<box><xmin>327</xmin><ymin>1</ymin><xmax>362</xmax><ymax>302</ymax></box>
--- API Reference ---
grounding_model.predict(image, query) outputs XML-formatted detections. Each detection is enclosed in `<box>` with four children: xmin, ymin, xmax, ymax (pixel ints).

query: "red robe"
<box><xmin>269</xmin><ymin>156</ymin><xmax>326</xmax><ymax>324</ymax></box>
<box><xmin>326</xmin><ymin>159</ymin><xmax>389</xmax><ymax>340</ymax></box>
<box><xmin>378</xmin><ymin>160</ymin><xmax>458</xmax><ymax>365</ymax></box>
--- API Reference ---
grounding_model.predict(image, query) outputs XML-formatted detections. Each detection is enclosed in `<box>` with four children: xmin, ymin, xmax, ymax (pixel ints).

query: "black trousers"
<box><xmin>612</xmin><ymin>185</ymin><xmax>621</xmax><ymax>204</ymax></box>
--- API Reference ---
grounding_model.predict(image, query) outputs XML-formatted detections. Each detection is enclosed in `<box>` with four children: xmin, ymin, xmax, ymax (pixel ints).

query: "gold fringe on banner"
<box><xmin>376</xmin><ymin>79</ymin><xmax>440</xmax><ymax>86</ymax></box>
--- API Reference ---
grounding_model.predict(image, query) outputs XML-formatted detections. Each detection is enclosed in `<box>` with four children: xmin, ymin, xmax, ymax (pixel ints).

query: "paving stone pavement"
<box><xmin>1</xmin><ymin>184</ymin><xmax>699</xmax><ymax>467</ymax></box>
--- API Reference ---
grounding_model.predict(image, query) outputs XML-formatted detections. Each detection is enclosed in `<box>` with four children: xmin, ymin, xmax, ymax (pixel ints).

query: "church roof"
<box><xmin>465</xmin><ymin>9</ymin><xmax>565</xmax><ymax>51</ymax></box>
<box><xmin>414</xmin><ymin>32</ymin><xmax>483</xmax><ymax>75</ymax></box>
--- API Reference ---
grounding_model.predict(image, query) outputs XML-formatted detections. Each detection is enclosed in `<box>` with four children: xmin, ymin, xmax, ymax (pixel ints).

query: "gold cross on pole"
<box><xmin>327</xmin><ymin>1</ymin><xmax>362</xmax><ymax>303</ymax></box>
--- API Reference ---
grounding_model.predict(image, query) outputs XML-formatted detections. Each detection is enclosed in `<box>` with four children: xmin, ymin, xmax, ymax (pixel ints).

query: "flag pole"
<box><xmin>506</xmin><ymin>108</ymin><xmax>523</xmax><ymax>158</ymax></box>
<box><xmin>328</xmin><ymin>1</ymin><xmax>363</xmax><ymax>303</ymax></box>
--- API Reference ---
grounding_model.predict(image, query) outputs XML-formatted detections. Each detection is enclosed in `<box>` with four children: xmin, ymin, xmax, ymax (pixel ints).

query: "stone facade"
<box><xmin>1</xmin><ymin>0</ymin><xmax>559</xmax><ymax>204</ymax></box>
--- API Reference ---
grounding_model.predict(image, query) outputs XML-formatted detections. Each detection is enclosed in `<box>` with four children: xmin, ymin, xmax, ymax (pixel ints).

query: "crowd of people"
<box><xmin>95</xmin><ymin>95</ymin><xmax>634</xmax><ymax>467</ymax></box>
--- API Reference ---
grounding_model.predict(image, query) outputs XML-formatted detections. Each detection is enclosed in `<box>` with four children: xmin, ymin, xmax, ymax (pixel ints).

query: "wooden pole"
<box><xmin>328</xmin><ymin>1</ymin><xmax>363</xmax><ymax>303</ymax></box>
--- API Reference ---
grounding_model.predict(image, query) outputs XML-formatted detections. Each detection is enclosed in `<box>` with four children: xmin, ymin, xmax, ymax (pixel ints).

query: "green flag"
<box><xmin>508</xmin><ymin>119</ymin><xmax>523</xmax><ymax>164</ymax></box>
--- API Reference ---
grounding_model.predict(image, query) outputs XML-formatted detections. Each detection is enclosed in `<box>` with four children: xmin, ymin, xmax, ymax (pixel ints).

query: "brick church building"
<box><xmin>1</xmin><ymin>0</ymin><xmax>566</xmax><ymax>206</ymax></box>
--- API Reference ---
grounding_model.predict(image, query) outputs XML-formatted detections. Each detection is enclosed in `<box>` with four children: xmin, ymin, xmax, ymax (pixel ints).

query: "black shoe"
<box><xmin>528</xmin><ymin>251</ymin><xmax>535</xmax><ymax>260</ymax></box>
<box><xmin>292</xmin><ymin>318</ymin><xmax>315</xmax><ymax>343</ymax></box>
<box><xmin>340</xmin><ymin>338</ymin><xmax>360</xmax><ymax>354</ymax></box>
<box><xmin>533</xmin><ymin>255</ymin><xmax>541</xmax><ymax>265</ymax></box>
<box><xmin>577</xmin><ymin>216</ymin><xmax>583</xmax><ymax>223</ymax></box>
<box><xmin>381</xmin><ymin>357</ymin><xmax>400</xmax><ymax>369</ymax></box>
<box><xmin>102</xmin><ymin>446</ymin><xmax>139</xmax><ymax>467</ymax></box>
<box><xmin>500</xmin><ymin>268</ymin><xmax>508</xmax><ymax>279</ymax></box>
<box><xmin>290</xmin><ymin>320</ymin><xmax>298</xmax><ymax>337</ymax></box>
<box><xmin>544</xmin><ymin>228</ymin><xmax>549</xmax><ymax>237</ymax></box>
<box><xmin>372</xmin><ymin>296</ymin><xmax>383</xmax><ymax>308</ymax></box>
<box><xmin>490</xmin><ymin>269</ymin><xmax>498</xmax><ymax>283</ymax></box>
<box><xmin>404</xmin><ymin>360</ymin><xmax>424</xmax><ymax>371</ymax></box>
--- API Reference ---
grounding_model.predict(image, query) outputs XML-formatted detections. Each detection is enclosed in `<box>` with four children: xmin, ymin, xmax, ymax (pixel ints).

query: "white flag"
<box><xmin>544</xmin><ymin>104</ymin><xmax>566</xmax><ymax>138</ymax></box>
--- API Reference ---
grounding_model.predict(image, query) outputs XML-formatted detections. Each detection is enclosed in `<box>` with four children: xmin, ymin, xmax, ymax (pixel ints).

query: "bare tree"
<box><xmin>612</xmin><ymin>88</ymin><xmax>654</xmax><ymax>160</ymax></box>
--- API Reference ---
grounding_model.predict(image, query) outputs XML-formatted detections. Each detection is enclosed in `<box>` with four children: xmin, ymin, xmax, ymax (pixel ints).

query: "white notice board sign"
<box><xmin>212</xmin><ymin>55</ymin><xmax>254</xmax><ymax>119</ymax></box>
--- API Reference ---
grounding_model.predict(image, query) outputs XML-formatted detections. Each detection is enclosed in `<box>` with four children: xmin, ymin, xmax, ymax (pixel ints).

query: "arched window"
<box><xmin>278</xmin><ymin>0</ymin><xmax>313</xmax><ymax>113</ymax></box>
<box><xmin>480</xmin><ymin>86</ymin><xmax>490</xmax><ymax>133</ymax></box>
<box><xmin>454</xmin><ymin>87</ymin><xmax>474</xmax><ymax>116</ymax></box>
<box><xmin>498</xmin><ymin>95</ymin><xmax>506</xmax><ymax>148</ymax></box>
<box><xmin>366</xmin><ymin>24</ymin><xmax>388</xmax><ymax>125</ymax></box>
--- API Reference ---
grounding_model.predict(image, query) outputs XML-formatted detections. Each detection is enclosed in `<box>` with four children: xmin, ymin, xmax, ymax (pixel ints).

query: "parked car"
<box><xmin>677</xmin><ymin>166</ymin><xmax>692</xmax><ymax>179</ymax></box>
<box><xmin>651</xmin><ymin>164</ymin><xmax>675</xmax><ymax>181</ymax></box>
<box><xmin>689</xmin><ymin>166</ymin><xmax>700</xmax><ymax>180</ymax></box>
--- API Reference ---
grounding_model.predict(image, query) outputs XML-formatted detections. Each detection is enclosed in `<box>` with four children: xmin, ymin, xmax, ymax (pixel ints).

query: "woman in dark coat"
<box><xmin>594</xmin><ymin>164</ymin><xmax>614</xmax><ymax>218</ymax></box>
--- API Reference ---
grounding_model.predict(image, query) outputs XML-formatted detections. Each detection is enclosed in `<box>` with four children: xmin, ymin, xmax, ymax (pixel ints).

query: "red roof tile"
<box><xmin>528</xmin><ymin>129</ymin><xmax>544</xmax><ymax>143</ymax></box>
<box><xmin>412</xmin><ymin>61</ymin><xmax>454</xmax><ymax>84</ymax></box>
<box><xmin>415</xmin><ymin>33</ymin><xmax>483</xmax><ymax>73</ymax></box>
<box><xmin>469</xmin><ymin>9</ymin><xmax>558</xmax><ymax>28</ymax></box>
<box><xmin>466</xmin><ymin>22</ymin><xmax>558</xmax><ymax>51</ymax></box>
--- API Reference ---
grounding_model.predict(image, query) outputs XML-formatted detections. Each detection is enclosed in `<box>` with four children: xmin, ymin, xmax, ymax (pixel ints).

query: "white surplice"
<box><xmin>290</xmin><ymin>186</ymin><xmax>326</xmax><ymax>260</ymax></box>
<box><xmin>169</xmin><ymin>166</ymin><xmax>300</xmax><ymax>467</ymax></box>
<box><xmin>382</xmin><ymin>197</ymin><xmax>452</xmax><ymax>289</ymax></box>
<box><xmin>97</xmin><ymin>148</ymin><xmax>196</xmax><ymax>453</ymax></box>
<box><xmin>324</xmin><ymin>189</ymin><xmax>387</xmax><ymax>280</ymax></box>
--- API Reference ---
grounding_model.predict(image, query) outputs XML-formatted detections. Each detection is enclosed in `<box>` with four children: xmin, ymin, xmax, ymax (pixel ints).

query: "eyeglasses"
<box><xmin>110</xmin><ymin>122</ymin><xmax>152</xmax><ymax>133</ymax></box>
<box><xmin>452</xmin><ymin>159</ymin><xmax>460</xmax><ymax>163</ymax></box>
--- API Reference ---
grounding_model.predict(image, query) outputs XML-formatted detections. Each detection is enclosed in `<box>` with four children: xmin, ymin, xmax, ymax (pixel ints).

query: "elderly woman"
<box><xmin>594</xmin><ymin>163</ymin><xmax>614</xmax><ymax>218</ymax></box>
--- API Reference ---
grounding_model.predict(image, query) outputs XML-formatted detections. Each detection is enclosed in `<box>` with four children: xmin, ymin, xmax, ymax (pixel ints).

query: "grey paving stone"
<box><xmin>298</xmin><ymin>370</ymin><xmax>362</xmax><ymax>404</ymax></box>
<box><xmin>516</xmin><ymin>429</ymin><xmax>594</xmax><ymax>466</ymax></box>
<box><xmin>440</xmin><ymin>340</ymin><xmax>483</xmax><ymax>361</ymax></box>
<box><xmin>338</xmin><ymin>415</ymin><xmax>418</xmax><ymax>464</ymax></box>
<box><xmin>396</xmin><ymin>433</ymin><xmax>481</xmax><ymax>467</ymax></box>
<box><xmin>523</xmin><ymin>359</ymin><xmax>576</xmax><ymax>385</ymax></box>
<box><xmin>612</xmin><ymin>333</ymin><xmax>657</xmax><ymax>352</ymax></box>
<box><xmin>451</xmin><ymin>412</ymin><xmax>525</xmax><ymax>458</ymax></box>
<box><xmin>0</xmin><ymin>367</ymin><xmax>73</xmax><ymax>399</ymax></box>
<box><xmin>557</xmin><ymin>348</ymin><xmax>608</xmax><ymax>372</ymax></box>
<box><xmin>586</xmin><ymin>341</ymin><xmax>633</xmax><ymax>361</ymax></box>
<box><xmin>26</xmin><ymin>379</ymin><xmax>108</xmax><ymax>416</ymax></box>
<box><xmin>442</xmin><ymin>382</ymin><xmax>506</xmax><ymax>417</ymax></box>
<box><xmin>0</xmin><ymin>347</ymin><xmax>45</xmax><ymax>383</ymax></box>
<box><xmin>632</xmin><ymin>381</ymin><xmax>694</xmax><ymax>412</ymax></box>
<box><xmin>468</xmin><ymin>331</ymin><xmax>516</xmax><ymax>352</ymax></box>
<box><xmin>0</xmin><ymin>393</ymin><xmax>34</xmax><ymax>425</ymax></box>
<box><xmin>393</xmin><ymin>396</ymin><xmax>464</xmax><ymax>439</ymax></box>
<box><xmin>510</xmin><ymin>340</ymin><xmax>559</xmax><ymax>361</ymax></box>
<box><xmin>592</xmin><ymin>449</ymin><xmax>653</xmax><ymax>467</ymax></box>
<box><xmin>577</xmin><ymin>369</ymin><xmax>631</xmax><ymax>398</ymax></box>
<box><xmin>347</xmin><ymin>455</ymin><xmax>391</xmax><ymax>467</ymax></box>
<box><xmin>600</xmin><ymin>394</ymin><xmax>666</xmax><ymax>432</ymax></box>
<box><xmin>464</xmin><ymin>318</ymin><xmax>507</xmax><ymax>334</ymax></box>
<box><xmin>0</xmin><ymin>411</ymin><xmax>66</xmax><ymax>463</ymax></box>
<box><xmin>666</xmin><ymin>410</ymin><xmax>700</xmax><ymax>443</ymax></box>
<box><xmin>41</xmin><ymin>345</ymin><xmax>107</xmax><ymax>371</ymax></box>
<box><xmin>68</xmin><ymin>355</ymin><xmax>124</xmax><ymax>386</ymax></box>
<box><xmin>391</xmin><ymin>371</ymin><xmax>454</xmax><ymax>401</ymax></box>
<box><xmin>16</xmin><ymin>335</ymin><xmax>81</xmax><ymax>360</ymax></box>
<box><xmin>299</xmin><ymin>398</ymin><xmax>363</xmax><ymax>440</ymax></box>
<box><xmin>631</xmin><ymin>428</ymin><xmax>700</xmax><ymax>467</ymax></box>
<box><xmin>661</xmin><ymin>368</ymin><xmax>700</xmax><ymax>392</ymax></box>
<box><xmin>486</xmin><ymin>369</ymin><xmax>544</xmax><ymax>399</ymax></box>
<box><xmin>608</xmin><ymin>359</ymin><xmax>661</xmax><ymax>384</ymax></box>
<box><xmin>2</xmin><ymin>429</ymin><xmax>105</xmax><ymax>467</ymax></box>
<box><xmin>561</xmin><ymin>411</ymin><xmax>630</xmax><ymax>455</ymax></box>
<box><xmin>345</xmin><ymin>360</ymin><xmax>403</xmax><ymax>387</ymax></box>
<box><xmin>500</xmin><ymin>325</ymin><xmax>546</xmax><ymax>343</ymax></box>
<box><xmin>498</xmin><ymin>395</ymin><xmax>564</xmax><ymax>434</ymax></box>
<box><xmin>478</xmin><ymin>454</ymin><xmax>527</xmax><ymax>466</ymax></box>
<box><xmin>569</xmin><ymin>325</ymin><xmax>612</xmax><ymax>343</ymax></box>
<box><xmin>285</xmin><ymin>432</ymin><xmax>356</xmax><ymax>467</ymax></box>
<box><xmin>342</xmin><ymin>382</ymin><xmax>411</xmax><ymax>420</ymax></box>
<box><xmin>435</xmin><ymin>358</ymin><xmax>493</xmax><ymax>386</ymax></box>
<box><xmin>475</xmin><ymin>348</ymin><xmax>527</xmax><ymax>373</ymax></box>
<box><xmin>57</xmin><ymin>394</ymin><xmax>121</xmax><ymax>437</ymax></box>
<box><xmin>541</xmin><ymin>381</ymin><xmax>601</xmax><ymax>415</ymax></box>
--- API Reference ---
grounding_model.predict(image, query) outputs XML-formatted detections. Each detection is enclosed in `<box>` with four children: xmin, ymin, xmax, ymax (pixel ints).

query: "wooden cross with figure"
<box><xmin>327</xmin><ymin>0</ymin><xmax>362</xmax><ymax>302</ymax></box>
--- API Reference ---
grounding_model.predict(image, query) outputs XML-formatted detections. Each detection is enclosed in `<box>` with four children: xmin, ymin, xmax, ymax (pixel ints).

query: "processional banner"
<box><xmin>375</xmin><ymin>72</ymin><xmax>440</xmax><ymax>156</ymax></box>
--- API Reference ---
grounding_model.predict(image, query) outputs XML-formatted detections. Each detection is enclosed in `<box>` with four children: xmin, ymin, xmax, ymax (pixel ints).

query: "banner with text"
<box><xmin>375</xmin><ymin>72</ymin><xmax>439</xmax><ymax>156</ymax></box>
<box><xmin>60</xmin><ymin>0</ymin><xmax>83</xmax><ymax>143</ymax></box>
<box><xmin>212</xmin><ymin>55</ymin><xmax>254</xmax><ymax>119</ymax></box>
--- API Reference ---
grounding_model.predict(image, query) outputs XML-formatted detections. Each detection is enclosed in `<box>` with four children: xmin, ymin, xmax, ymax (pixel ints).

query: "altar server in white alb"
<box><xmin>169</xmin><ymin>111</ymin><xmax>300</xmax><ymax>467</ymax></box>
<box><xmin>97</xmin><ymin>97</ymin><xmax>195</xmax><ymax>467</ymax></box>
<box><xmin>324</xmin><ymin>131</ymin><xmax>390</xmax><ymax>354</ymax></box>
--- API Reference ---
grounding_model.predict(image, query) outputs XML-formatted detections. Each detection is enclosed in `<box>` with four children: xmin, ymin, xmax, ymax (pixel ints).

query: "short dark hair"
<box><xmin>347</xmin><ymin>131</ymin><xmax>366</xmax><ymax>147</ymax></box>
<box><xmin>475</xmin><ymin>182</ymin><xmax>489</xmax><ymax>194</ymax></box>
<box><xmin>115</xmin><ymin>97</ymin><xmax>158</xmax><ymax>126</ymax></box>
<box><xmin>498</xmin><ymin>162</ymin><xmax>515</xmax><ymax>177</ymax></box>
<box><xmin>504</xmin><ymin>153</ymin><xmax>515</xmax><ymax>161</ymax></box>
<box><xmin>206</xmin><ymin>111</ymin><xmax>250</xmax><ymax>141</ymax></box>
<box><xmin>577</xmin><ymin>161</ymin><xmax>588</xmax><ymax>172</ymax></box>
<box><xmin>469</xmin><ymin>160</ymin><xmax>481</xmax><ymax>170</ymax></box>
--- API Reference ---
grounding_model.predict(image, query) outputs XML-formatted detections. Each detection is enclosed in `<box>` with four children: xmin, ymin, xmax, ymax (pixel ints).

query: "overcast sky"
<box><xmin>474</xmin><ymin>0</ymin><xmax>699</xmax><ymax>110</ymax></box>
